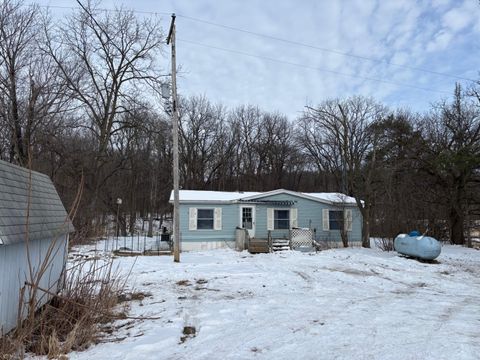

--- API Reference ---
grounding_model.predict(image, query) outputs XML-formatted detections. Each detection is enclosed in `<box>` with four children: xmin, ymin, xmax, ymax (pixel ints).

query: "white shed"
<box><xmin>0</xmin><ymin>160</ymin><xmax>73</xmax><ymax>335</ymax></box>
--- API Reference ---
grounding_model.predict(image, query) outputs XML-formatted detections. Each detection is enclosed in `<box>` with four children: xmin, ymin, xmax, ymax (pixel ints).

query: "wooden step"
<box><xmin>272</xmin><ymin>246</ymin><xmax>290</xmax><ymax>251</ymax></box>
<box><xmin>272</xmin><ymin>238</ymin><xmax>290</xmax><ymax>251</ymax></box>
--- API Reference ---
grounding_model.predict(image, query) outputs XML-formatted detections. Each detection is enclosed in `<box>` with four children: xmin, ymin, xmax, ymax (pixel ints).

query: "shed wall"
<box><xmin>0</xmin><ymin>235</ymin><xmax>68</xmax><ymax>335</ymax></box>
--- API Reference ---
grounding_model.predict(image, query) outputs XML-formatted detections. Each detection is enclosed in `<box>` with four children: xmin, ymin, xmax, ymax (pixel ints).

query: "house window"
<box><xmin>242</xmin><ymin>207</ymin><xmax>253</xmax><ymax>229</ymax></box>
<box><xmin>274</xmin><ymin>209</ymin><xmax>290</xmax><ymax>229</ymax></box>
<box><xmin>197</xmin><ymin>209</ymin><xmax>214</xmax><ymax>229</ymax></box>
<box><xmin>329</xmin><ymin>210</ymin><xmax>344</xmax><ymax>230</ymax></box>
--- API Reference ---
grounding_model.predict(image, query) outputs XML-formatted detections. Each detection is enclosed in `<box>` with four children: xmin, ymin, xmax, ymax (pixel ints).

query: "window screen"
<box><xmin>197</xmin><ymin>209</ymin><xmax>214</xmax><ymax>229</ymax></box>
<box><xmin>329</xmin><ymin>210</ymin><xmax>344</xmax><ymax>230</ymax></box>
<box><xmin>274</xmin><ymin>209</ymin><xmax>290</xmax><ymax>229</ymax></box>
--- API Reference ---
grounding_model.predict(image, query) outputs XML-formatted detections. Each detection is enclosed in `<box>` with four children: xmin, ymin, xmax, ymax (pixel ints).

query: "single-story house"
<box><xmin>0</xmin><ymin>160</ymin><xmax>73</xmax><ymax>335</ymax></box>
<box><xmin>169</xmin><ymin>189</ymin><xmax>362</xmax><ymax>251</ymax></box>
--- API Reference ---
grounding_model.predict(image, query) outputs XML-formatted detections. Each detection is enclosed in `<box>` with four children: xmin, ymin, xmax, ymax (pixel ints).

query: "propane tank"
<box><xmin>394</xmin><ymin>232</ymin><xmax>441</xmax><ymax>260</ymax></box>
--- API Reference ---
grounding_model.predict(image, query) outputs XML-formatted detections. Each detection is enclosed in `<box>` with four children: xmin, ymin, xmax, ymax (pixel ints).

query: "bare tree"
<box><xmin>178</xmin><ymin>95</ymin><xmax>235</xmax><ymax>189</ymax></box>
<box><xmin>367</xmin><ymin>110</ymin><xmax>442</xmax><ymax>239</ymax></box>
<box><xmin>228</xmin><ymin>105</ymin><xmax>263</xmax><ymax>190</ymax></box>
<box><xmin>228</xmin><ymin>106</ymin><xmax>301</xmax><ymax>191</ymax></box>
<box><xmin>420</xmin><ymin>84</ymin><xmax>480</xmax><ymax>245</ymax></box>
<box><xmin>42</xmin><ymin>1</ymin><xmax>165</xmax><ymax>232</ymax></box>
<box><xmin>0</xmin><ymin>0</ymin><xmax>69</xmax><ymax>166</ymax></box>
<box><xmin>299</xmin><ymin>96</ymin><xmax>386</xmax><ymax>247</ymax></box>
<box><xmin>255</xmin><ymin>112</ymin><xmax>297</xmax><ymax>190</ymax></box>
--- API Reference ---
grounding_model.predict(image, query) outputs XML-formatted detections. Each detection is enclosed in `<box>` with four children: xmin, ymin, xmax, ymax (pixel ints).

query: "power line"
<box><xmin>177</xmin><ymin>14</ymin><xmax>475</xmax><ymax>83</ymax></box>
<box><xmin>33</xmin><ymin>3</ymin><xmax>171</xmax><ymax>16</ymax></box>
<box><xmin>28</xmin><ymin>3</ymin><xmax>475</xmax><ymax>84</ymax></box>
<box><xmin>178</xmin><ymin>38</ymin><xmax>452</xmax><ymax>95</ymax></box>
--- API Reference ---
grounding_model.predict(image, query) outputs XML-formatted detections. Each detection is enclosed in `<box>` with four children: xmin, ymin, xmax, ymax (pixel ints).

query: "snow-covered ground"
<box><xmin>69</xmin><ymin>245</ymin><xmax>480</xmax><ymax>360</ymax></box>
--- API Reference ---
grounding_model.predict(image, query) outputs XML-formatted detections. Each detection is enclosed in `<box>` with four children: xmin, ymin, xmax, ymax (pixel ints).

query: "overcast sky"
<box><xmin>38</xmin><ymin>0</ymin><xmax>479</xmax><ymax>118</ymax></box>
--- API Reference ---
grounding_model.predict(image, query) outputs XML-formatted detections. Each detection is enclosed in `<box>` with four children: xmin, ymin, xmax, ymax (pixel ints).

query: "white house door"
<box><xmin>240</xmin><ymin>205</ymin><xmax>256</xmax><ymax>238</ymax></box>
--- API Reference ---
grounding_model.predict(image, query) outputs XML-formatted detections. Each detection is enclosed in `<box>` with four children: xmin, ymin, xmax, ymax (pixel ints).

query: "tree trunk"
<box><xmin>362</xmin><ymin>206</ymin><xmax>371</xmax><ymax>248</ymax></box>
<box><xmin>147</xmin><ymin>213</ymin><xmax>154</xmax><ymax>238</ymax></box>
<box><xmin>449</xmin><ymin>207</ymin><xmax>465</xmax><ymax>245</ymax></box>
<box><xmin>120</xmin><ymin>215</ymin><xmax>127</xmax><ymax>237</ymax></box>
<box><xmin>116</xmin><ymin>214</ymin><xmax>127</xmax><ymax>237</ymax></box>
<box><xmin>340</xmin><ymin>230</ymin><xmax>349</xmax><ymax>248</ymax></box>
<box><xmin>129</xmin><ymin>211</ymin><xmax>136</xmax><ymax>234</ymax></box>
<box><xmin>466</xmin><ymin>208</ymin><xmax>472</xmax><ymax>248</ymax></box>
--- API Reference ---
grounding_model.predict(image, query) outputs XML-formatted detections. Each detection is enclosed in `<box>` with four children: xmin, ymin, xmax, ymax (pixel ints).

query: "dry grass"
<box><xmin>0</xmin><ymin>157</ymin><xmax>136</xmax><ymax>358</ymax></box>
<box><xmin>0</xmin><ymin>257</ymin><xmax>129</xmax><ymax>359</ymax></box>
<box><xmin>176</xmin><ymin>280</ymin><xmax>191</xmax><ymax>286</ymax></box>
<box><xmin>375</xmin><ymin>237</ymin><xmax>395</xmax><ymax>251</ymax></box>
<box><xmin>180</xmin><ymin>326</ymin><xmax>196</xmax><ymax>343</ymax></box>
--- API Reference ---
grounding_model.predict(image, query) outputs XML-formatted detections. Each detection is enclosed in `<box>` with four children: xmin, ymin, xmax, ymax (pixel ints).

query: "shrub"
<box><xmin>374</xmin><ymin>237</ymin><xmax>395</xmax><ymax>252</ymax></box>
<box><xmin>1</xmin><ymin>257</ymin><xmax>128</xmax><ymax>358</ymax></box>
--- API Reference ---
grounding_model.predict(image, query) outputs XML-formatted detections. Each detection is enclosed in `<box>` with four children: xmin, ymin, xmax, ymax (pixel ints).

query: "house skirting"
<box><xmin>317</xmin><ymin>240</ymin><xmax>363</xmax><ymax>248</ymax></box>
<box><xmin>181</xmin><ymin>240</ymin><xmax>235</xmax><ymax>251</ymax></box>
<box><xmin>178</xmin><ymin>239</ymin><xmax>363</xmax><ymax>251</ymax></box>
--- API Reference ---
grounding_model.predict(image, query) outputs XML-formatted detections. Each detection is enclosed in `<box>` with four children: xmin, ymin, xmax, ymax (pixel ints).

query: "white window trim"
<box><xmin>189</xmin><ymin>207</ymin><xmax>222</xmax><ymax>231</ymax></box>
<box><xmin>268</xmin><ymin>208</ymin><xmax>295</xmax><ymax>231</ymax></box>
<box><xmin>344</xmin><ymin>209</ymin><xmax>353</xmax><ymax>232</ymax></box>
<box><xmin>323</xmin><ymin>208</ymin><xmax>353</xmax><ymax>232</ymax></box>
<box><xmin>214</xmin><ymin>207</ymin><xmax>222</xmax><ymax>230</ymax></box>
<box><xmin>189</xmin><ymin>207</ymin><xmax>197</xmax><ymax>230</ymax></box>
<box><xmin>322</xmin><ymin>209</ymin><xmax>329</xmax><ymax>231</ymax></box>
<box><xmin>239</xmin><ymin>205</ymin><xmax>255</xmax><ymax>229</ymax></box>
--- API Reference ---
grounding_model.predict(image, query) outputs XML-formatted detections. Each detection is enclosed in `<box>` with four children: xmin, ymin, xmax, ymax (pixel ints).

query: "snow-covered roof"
<box><xmin>240</xmin><ymin>189</ymin><xmax>357</xmax><ymax>205</ymax></box>
<box><xmin>170</xmin><ymin>189</ymin><xmax>358</xmax><ymax>205</ymax></box>
<box><xmin>306</xmin><ymin>192</ymin><xmax>357</xmax><ymax>204</ymax></box>
<box><xmin>170</xmin><ymin>190</ymin><xmax>261</xmax><ymax>203</ymax></box>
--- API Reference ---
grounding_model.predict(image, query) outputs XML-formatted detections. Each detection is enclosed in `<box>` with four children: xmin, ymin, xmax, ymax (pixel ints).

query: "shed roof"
<box><xmin>0</xmin><ymin>160</ymin><xmax>73</xmax><ymax>245</ymax></box>
<box><xmin>170</xmin><ymin>189</ymin><xmax>358</xmax><ymax>205</ymax></box>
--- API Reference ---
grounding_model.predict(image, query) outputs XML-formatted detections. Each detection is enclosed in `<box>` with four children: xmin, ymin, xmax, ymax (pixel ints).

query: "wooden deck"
<box><xmin>248</xmin><ymin>238</ymin><xmax>271</xmax><ymax>254</ymax></box>
<box><xmin>248</xmin><ymin>237</ymin><xmax>292</xmax><ymax>254</ymax></box>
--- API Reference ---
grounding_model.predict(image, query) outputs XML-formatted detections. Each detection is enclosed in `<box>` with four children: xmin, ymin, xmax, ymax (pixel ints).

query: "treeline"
<box><xmin>0</xmin><ymin>1</ymin><xmax>479</xmax><ymax>245</ymax></box>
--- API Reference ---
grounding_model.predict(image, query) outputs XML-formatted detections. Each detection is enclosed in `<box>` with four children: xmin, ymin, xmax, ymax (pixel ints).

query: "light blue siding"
<box><xmin>0</xmin><ymin>235</ymin><xmax>68</xmax><ymax>335</ymax></box>
<box><xmin>249</xmin><ymin>193</ymin><xmax>362</xmax><ymax>243</ymax></box>
<box><xmin>179</xmin><ymin>192</ymin><xmax>363</xmax><ymax>246</ymax></box>
<box><xmin>179</xmin><ymin>203</ymin><xmax>239</xmax><ymax>243</ymax></box>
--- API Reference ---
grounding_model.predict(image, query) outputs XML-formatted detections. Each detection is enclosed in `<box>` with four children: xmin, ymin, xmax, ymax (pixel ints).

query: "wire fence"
<box><xmin>102</xmin><ymin>231</ymin><xmax>172</xmax><ymax>255</ymax></box>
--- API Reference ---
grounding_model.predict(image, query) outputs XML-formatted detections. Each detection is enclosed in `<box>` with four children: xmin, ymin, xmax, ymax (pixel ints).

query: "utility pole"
<box><xmin>167</xmin><ymin>14</ymin><xmax>180</xmax><ymax>262</ymax></box>
<box><xmin>338</xmin><ymin>104</ymin><xmax>348</xmax><ymax>195</ymax></box>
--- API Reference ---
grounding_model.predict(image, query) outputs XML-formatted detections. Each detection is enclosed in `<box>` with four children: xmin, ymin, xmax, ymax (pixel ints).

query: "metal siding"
<box><xmin>0</xmin><ymin>235</ymin><xmax>67</xmax><ymax>335</ymax></box>
<box><xmin>178</xmin><ymin>192</ymin><xmax>363</xmax><ymax>245</ymax></box>
<box><xmin>179</xmin><ymin>203</ymin><xmax>238</xmax><ymax>242</ymax></box>
<box><xmin>247</xmin><ymin>193</ymin><xmax>362</xmax><ymax>243</ymax></box>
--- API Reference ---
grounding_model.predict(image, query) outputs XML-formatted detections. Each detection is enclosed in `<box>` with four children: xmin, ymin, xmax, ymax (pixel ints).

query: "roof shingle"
<box><xmin>0</xmin><ymin>160</ymin><xmax>73</xmax><ymax>245</ymax></box>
